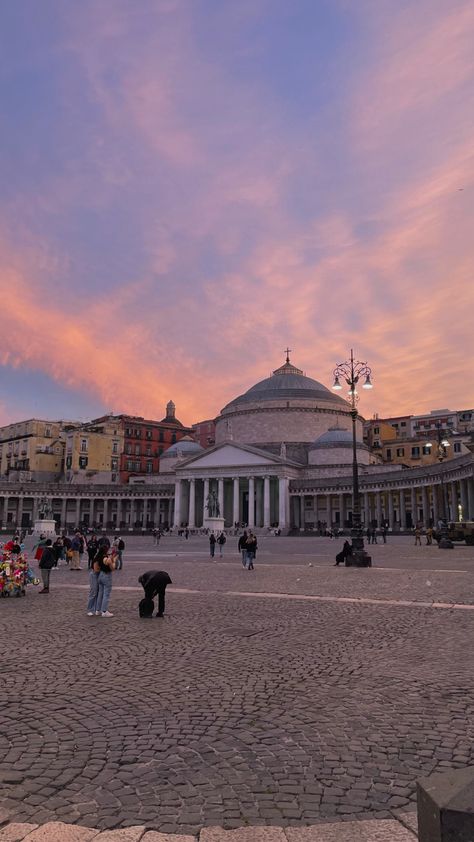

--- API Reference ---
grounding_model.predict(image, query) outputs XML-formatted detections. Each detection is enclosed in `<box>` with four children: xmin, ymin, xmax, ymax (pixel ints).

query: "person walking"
<box><xmin>217</xmin><ymin>532</ymin><xmax>226</xmax><ymax>558</ymax></box>
<box><xmin>414</xmin><ymin>525</ymin><xmax>422</xmax><ymax>546</ymax></box>
<box><xmin>335</xmin><ymin>540</ymin><xmax>352</xmax><ymax>566</ymax></box>
<box><xmin>138</xmin><ymin>570</ymin><xmax>172</xmax><ymax>617</ymax></box>
<box><xmin>381</xmin><ymin>526</ymin><xmax>387</xmax><ymax>543</ymax></box>
<box><xmin>209</xmin><ymin>533</ymin><xmax>216</xmax><ymax>558</ymax></box>
<box><xmin>87</xmin><ymin>535</ymin><xmax>98</xmax><ymax>570</ymax></box>
<box><xmin>238</xmin><ymin>531</ymin><xmax>248</xmax><ymax>567</ymax></box>
<box><xmin>426</xmin><ymin>526</ymin><xmax>433</xmax><ymax>545</ymax></box>
<box><xmin>113</xmin><ymin>536</ymin><xmax>125</xmax><ymax>570</ymax></box>
<box><xmin>95</xmin><ymin>548</ymin><xmax>116</xmax><ymax>617</ymax></box>
<box><xmin>245</xmin><ymin>531</ymin><xmax>257</xmax><ymax>570</ymax></box>
<box><xmin>70</xmin><ymin>532</ymin><xmax>82</xmax><ymax>570</ymax></box>
<box><xmin>38</xmin><ymin>539</ymin><xmax>56</xmax><ymax>593</ymax></box>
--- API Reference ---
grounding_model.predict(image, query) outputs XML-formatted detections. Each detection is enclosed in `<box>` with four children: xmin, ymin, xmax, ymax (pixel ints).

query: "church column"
<box><xmin>388</xmin><ymin>492</ymin><xmax>395</xmax><ymax>530</ymax></box>
<box><xmin>174</xmin><ymin>480</ymin><xmax>182</xmax><ymax>528</ymax></box>
<box><xmin>467</xmin><ymin>478</ymin><xmax>474</xmax><ymax>520</ymax></box>
<box><xmin>339</xmin><ymin>493</ymin><xmax>345</xmax><ymax>528</ymax></box>
<box><xmin>432</xmin><ymin>485</ymin><xmax>439</xmax><ymax>526</ymax></box>
<box><xmin>326</xmin><ymin>494</ymin><xmax>332</xmax><ymax>527</ymax></box>
<box><xmin>263</xmin><ymin>476</ymin><xmax>271</xmax><ymax>528</ymax></box>
<box><xmin>421</xmin><ymin>486</ymin><xmax>429</xmax><ymax>526</ymax></box>
<box><xmin>61</xmin><ymin>498</ymin><xmax>67</xmax><ymax>530</ymax></box>
<box><xmin>203</xmin><ymin>479</ymin><xmax>209</xmax><ymax>522</ymax></box>
<box><xmin>233</xmin><ymin>477</ymin><xmax>240</xmax><ymax>526</ymax></box>
<box><xmin>116</xmin><ymin>498</ymin><xmax>123</xmax><ymax>528</ymax></box>
<box><xmin>376</xmin><ymin>493</ymin><xmax>383</xmax><ymax>527</ymax></box>
<box><xmin>75</xmin><ymin>499</ymin><xmax>80</xmax><ymax>527</ymax></box>
<box><xmin>188</xmin><ymin>479</ymin><xmax>196</xmax><ymax>528</ymax></box>
<box><xmin>17</xmin><ymin>496</ymin><xmax>24</xmax><ymax>528</ymax></box>
<box><xmin>460</xmin><ymin>479</ymin><xmax>469</xmax><ymax>521</ymax></box>
<box><xmin>300</xmin><ymin>494</ymin><xmax>305</xmax><ymax>530</ymax></box>
<box><xmin>399</xmin><ymin>489</ymin><xmax>406</xmax><ymax>530</ymax></box>
<box><xmin>363</xmin><ymin>492</ymin><xmax>370</xmax><ymax>527</ymax></box>
<box><xmin>218</xmin><ymin>478</ymin><xmax>224</xmax><ymax>520</ymax></box>
<box><xmin>255</xmin><ymin>478</ymin><xmax>263</xmax><ymax>528</ymax></box>
<box><xmin>1</xmin><ymin>496</ymin><xmax>9</xmax><ymax>526</ymax></box>
<box><xmin>278</xmin><ymin>477</ymin><xmax>289</xmax><ymax>529</ymax></box>
<box><xmin>411</xmin><ymin>488</ymin><xmax>417</xmax><ymax>525</ymax></box>
<box><xmin>103</xmin><ymin>499</ymin><xmax>109</xmax><ymax>529</ymax></box>
<box><xmin>450</xmin><ymin>481</ymin><xmax>458</xmax><ymax>521</ymax></box>
<box><xmin>248</xmin><ymin>477</ymin><xmax>255</xmax><ymax>528</ymax></box>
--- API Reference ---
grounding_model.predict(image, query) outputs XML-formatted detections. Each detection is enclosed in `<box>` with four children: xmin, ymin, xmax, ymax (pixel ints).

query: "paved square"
<box><xmin>1</xmin><ymin>534</ymin><xmax>474</xmax><ymax>835</ymax></box>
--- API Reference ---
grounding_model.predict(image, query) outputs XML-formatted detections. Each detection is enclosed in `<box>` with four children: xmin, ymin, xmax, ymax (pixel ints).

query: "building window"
<box><xmin>111</xmin><ymin>473</ymin><xmax>117</xmax><ymax>482</ymax></box>
<box><xmin>111</xmin><ymin>458</ymin><xmax>118</xmax><ymax>470</ymax></box>
<box><xmin>454</xmin><ymin>442</ymin><xmax>461</xmax><ymax>453</ymax></box>
<box><xmin>146</xmin><ymin>461</ymin><xmax>153</xmax><ymax>473</ymax></box>
<box><xmin>159</xmin><ymin>431</ymin><xmax>164</xmax><ymax>442</ymax></box>
<box><xmin>411</xmin><ymin>447</ymin><xmax>420</xmax><ymax>457</ymax></box>
<box><xmin>80</xmin><ymin>438</ymin><xmax>88</xmax><ymax>452</ymax></box>
<box><xmin>374</xmin><ymin>427</ymin><xmax>379</xmax><ymax>435</ymax></box>
<box><xmin>134</xmin><ymin>428</ymin><xmax>141</xmax><ymax>438</ymax></box>
<box><xmin>171</xmin><ymin>433</ymin><xmax>176</xmax><ymax>444</ymax></box>
<box><xmin>66</xmin><ymin>455</ymin><xmax>72</xmax><ymax>469</ymax></box>
<box><xmin>400</xmin><ymin>421</ymin><xmax>406</xmax><ymax>427</ymax></box>
<box><xmin>396</xmin><ymin>448</ymin><xmax>405</xmax><ymax>457</ymax></box>
<box><xmin>386</xmin><ymin>449</ymin><xmax>392</xmax><ymax>460</ymax></box>
<box><xmin>158</xmin><ymin>447</ymin><xmax>164</xmax><ymax>456</ymax></box>
<box><xmin>79</xmin><ymin>456</ymin><xmax>88</xmax><ymax>469</ymax></box>
<box><xmin>125</xmin><ymin>444</ymin><xmax>131</xmax><ymax>455</ymax></box>
<box><xmin>422</xmin><ymin>445</ymin><xmax>431</xmax><ymax>455</ymax></box>
<box><xmin>45</xmin><ymin>426</ymin><xmax>52</xmax><ymax>437</ymax></box>
<box><xmin>134</xmin><ymin>461</ymin><xmax>141</xmax><ymax>471</ymax></box>
<box><xmin>127</xmin><ymin>460</ymin><xmax>133</xmax><ymax>471</ymax></box>
<box><xmin>146</xmin><ymin>446</ymin><xmax>151</xmax><ymax>456</ymax></box>
<box><xmin>112</xmin><ymin>441</ymin><xmax>118</xmax><ymax>454</ymax></box>
<box><xmin>146</xmin><ymin>430</ymin><xmax>152</xmax><ymax>439</ymax></box>
<box><xmin>125</xmin><ymin>427</ymin><xmax>132</xmax><ymax>436</ymax></box>
<box><xmin>135</xmin><ymin>445</ymin><xmax>140</xmax><ymax>456</ymax></box>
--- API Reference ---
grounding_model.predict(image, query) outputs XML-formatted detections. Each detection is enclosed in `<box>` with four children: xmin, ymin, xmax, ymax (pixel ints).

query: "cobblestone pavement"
<box><xmin>1</xmin><ymin>536</ymin><xmax>473</xmax><ymax>835</ymax></box>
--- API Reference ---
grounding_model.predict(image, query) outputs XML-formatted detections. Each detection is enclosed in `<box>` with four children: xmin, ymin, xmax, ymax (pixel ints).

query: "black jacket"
<box><xmin>39</xmin><ymin>548</ymin><xmax>56</xmax><ymax>569</ymax></box>
<box><xmin>138</xmin><ymin>570</ymin><xmax>172</xmax><ymax>595</ymax></box>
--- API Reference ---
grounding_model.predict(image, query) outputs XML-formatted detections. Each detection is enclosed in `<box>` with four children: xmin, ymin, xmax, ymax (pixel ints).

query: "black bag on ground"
<box><xmin>139</xmin><ymin>597</ymin><xmax>155</xmax><ymax>618</ymax></box>
<box><xmin>335</xmin><ymin>551</ymin><xmax>345</xmax><ymax>564</ymax></box>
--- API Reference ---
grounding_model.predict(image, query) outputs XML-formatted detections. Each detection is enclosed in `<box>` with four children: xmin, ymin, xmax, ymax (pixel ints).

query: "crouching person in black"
<box><xmin>138</xmin><ymin>570</ymin><xmax>172</xmax><ymax>618</ymax></box>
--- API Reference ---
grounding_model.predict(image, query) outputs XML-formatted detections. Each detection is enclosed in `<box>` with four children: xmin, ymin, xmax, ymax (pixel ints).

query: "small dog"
<box><xmin>139</xmin><ymin>597</ymin><xmax>155</xmax><ymax>618</ymax></box>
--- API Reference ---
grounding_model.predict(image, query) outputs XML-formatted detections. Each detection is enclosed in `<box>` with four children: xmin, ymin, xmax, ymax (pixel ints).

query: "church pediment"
<box><xmin>178</xmin><ymin>443</ymin><xmax>284</xmax><ymax>469</ymax></box>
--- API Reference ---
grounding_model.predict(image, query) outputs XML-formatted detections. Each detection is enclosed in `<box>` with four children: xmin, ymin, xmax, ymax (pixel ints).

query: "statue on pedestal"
<box><xmin>206</xmin><ymin>490</ymin><xmax>220</xmax><ymax>518</ymax></box>
<box><xmin>38</xmin><ymin>497</ymin><xmax>54</xmax><ymax>520</ymax></box>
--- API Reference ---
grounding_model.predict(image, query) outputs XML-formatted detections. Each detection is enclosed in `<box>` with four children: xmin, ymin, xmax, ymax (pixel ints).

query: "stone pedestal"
<box><xmin>417</xmin><ymin>766</ymin><xmax>474</xmax><ymax>841</ymax></box>
<box><xmin>204</xmin><ymin>517</ymin><xmax>225</xmax><ymax>534</ymax></box>
<box><xmin>32</xmin><ymin>519</ymin><xmax>57</xmax><ymax>537</ymax></box>
<box><xmin>345</xmin><ymin>550</ymin><xmax>372</xmax><ymax>567</ymax></box>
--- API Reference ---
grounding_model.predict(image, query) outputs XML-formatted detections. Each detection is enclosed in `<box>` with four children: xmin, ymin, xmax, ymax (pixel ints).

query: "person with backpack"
<box><xmin>245</xmin><ymin>531</ymin><xmax>257</xmax><ymax>570</ymax></box>
<box><xmin>38</xmin><ymin>539</ymin><xmax>56</xmax><ymax>593</ymax></box>
<box><xmin>209</xmin><ymin>533</ymin><xmax>216</xmax><ymax>558</ymax></box>
<box><xmin>217</xmin><ymin>531</ymin><xmax>226</xmax><ymax>558</ymax></box>
<box><xmin>238</xmin><ymin>531</ymin><xmax>248</xmax><ymax>567</ymax></box>
<box><xmin>114</xmin><ymin>536</ymin><xmax>125</xmax><ymax>570</ymax></box>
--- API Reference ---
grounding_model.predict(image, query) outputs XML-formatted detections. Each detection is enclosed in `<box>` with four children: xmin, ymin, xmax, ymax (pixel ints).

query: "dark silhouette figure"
<box><xmin>138</xmin><ymin>570</ymin><xmax>172</xmax><ymax>617</ymax></box>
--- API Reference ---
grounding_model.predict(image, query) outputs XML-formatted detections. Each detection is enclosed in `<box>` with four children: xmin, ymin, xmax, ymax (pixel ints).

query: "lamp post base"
<box><xmin>438</xmin><ymin>537</ymin><xmax>454</xmax><ymax>549</ymax></box>
<box><xmin>347</xmin><ymin>530</ymin><xmax>372</xmax><ymax>567</ymax></box>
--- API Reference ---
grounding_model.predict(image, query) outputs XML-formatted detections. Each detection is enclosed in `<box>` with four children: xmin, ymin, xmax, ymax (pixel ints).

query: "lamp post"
<box><xmin>332</xmin><ymin>349</ymin><xmax>373</xmax><ymax>566</ymax></box>
<box><xmin>426</xmin><ymin>424</ymin><xmax>453</xmax><ymax>549</ymax></box>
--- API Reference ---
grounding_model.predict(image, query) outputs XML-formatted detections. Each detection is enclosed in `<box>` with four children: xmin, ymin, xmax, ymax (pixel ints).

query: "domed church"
<box><xmin>159</xmin><ymin>353</ymin><xmax>387</xmax><ymax>532</ymax></box>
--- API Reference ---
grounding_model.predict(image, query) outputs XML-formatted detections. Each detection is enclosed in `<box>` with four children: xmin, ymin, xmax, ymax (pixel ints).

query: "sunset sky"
<box><xmin>1</xmin><ymin>0</ymin><xmax>473</xmax><ymax>428</ymax></box>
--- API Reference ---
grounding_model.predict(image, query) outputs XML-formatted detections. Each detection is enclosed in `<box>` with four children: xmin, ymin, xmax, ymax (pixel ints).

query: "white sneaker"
<box><xmin>95</xmin><ymin>611</ymin><xmax>102</xmax><ymax>616</ymax></box>
<box><xmin>101</xmin><ymin>611</ymin><xmax>114</xmax><ymax>617</ymax></box>
<box><xmin>87</xmin><ymin>611</ymin><xmax>95</xmax><ymax>616</ymax></box>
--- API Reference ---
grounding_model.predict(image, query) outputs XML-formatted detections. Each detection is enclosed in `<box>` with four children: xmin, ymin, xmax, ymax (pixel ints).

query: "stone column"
<box><xmin>17</xmin><ymin>496</ymin><xmax>24</xmax><ymax>528</ymax></box>
<box><xmin>278</xmin><ymin>477</ymin><xmax>289</xmax><ymax>529</ymax></box>
<box><xmin>326</xmin><ymin>494</ymin><xmax>332</xmax><ymax>527</ymax></box>
<box><xmin>1</xmin><ymin>495</ymin><xmax>9</xmax><ymax>526</ymax></box>
<box><xmin>376</xmin><ymin>493</ymin><xmax>382</xmax><ymax>527</ymax></box>
<box><xmin>255</xmin><ymin>479</ymin><xmax>263</xmax><ymax>527</ymax></box>
<box><xmin>467</xmin><ymin>478</ymin><xmax>474</xmax><ymax>521</ymax></box>
<box><xmin>116</xmin><ymin>499</ymin><xmax>123</xmax><ymax>528</ymax></box>
<box><xmin>421</xmin><ymin>486</ymin><xmax>429</xmax><ymax>526</ymax></box>
<box><xmin>299</xmin><ymin>494</ymin><xmax>305</xmax><ymax>530</ymax></box>
<box><xmin>174</xmin><ymin>480</ymin><xmax>182</xmax><ymax>528</ymax></box>
<box><xmin>450</xmin><ymin>481</ymin><xmax>458</xmax><ymax>521</ymax></box>
<box><xmin>460</xmin><ymin>479</ymin><xmax>469</xmax><ymax>521</ymax></box>
<box><xmin>75</xmin><ymin>499</ymin><xmax>81</xmax><ymax>527</ymax></box>
<box><xmin>338</xmin><ymin>494</ymin><xmax>345</xmax><ymax>528</ymax></box>
<box><xmin>204</xmin><ymin>478</ymin><xmax>209</xmax><ymax>522</ymax></box>
<box><xmin>218</xmin><ymin>478</ymin><xmax>224</xmax><ymax>520</ymax></box>
<box><xmin>103</xmin><ymin>499</ymin><xmax>109</xmax><ymax>529</ymax></box>
<box><xmin>411</xmin><ymin>488</ymin><xmax>417</xmax><ymax>525</ymax></box>
<box><xmin>188</xmin><ymin>480</ymin><xmax>196</xmax><ymax>528</ymax></box>
<box><xmin>61</xmin><ymin>498</ymin><xmax>67</xmax><ymax>530</ymax></box>
<box><xmin>399</xmin><ymin>489</ymin><xmax>406</xmax><ymax>530</ymax></box>
<box><xmin>263</xmin><ymin>476</ymin><xmax>271</xmax><ymax>528</ymax></box>
<box><xmin>432</xmin><ymin>485</ymin><xmax>439</xmax><ymax>526</ymax></box>
<box><xmin>388</xmin><ymin>492</ymin><xmax>395</xmax><ymax>530</ymax></box>
<box><xmin>248</xmin><ymin>477</ymin><xmax>255</xmax><ymax>528</ymax></box>
<box><xmin>233</xmin><ymin>477</ymin><xmax>240</xmax><ymax>526</ymax></box>
<box><xmin>364</xmin><ymin>492</ymin><xmax>370</xmax><ymax>527</ymax></box>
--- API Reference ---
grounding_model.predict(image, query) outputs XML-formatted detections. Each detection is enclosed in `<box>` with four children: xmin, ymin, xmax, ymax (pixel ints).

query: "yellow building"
<box><xmin>381</xmin><ymin>435</ymin><xmax>471</xmax><ymax>467</ymax></box>
<box><xmin>65</xmin><ymin>419</ymin><xmax>123</xmax><ymax>484</ymax></box>
<box><xmin>0</xmin><ymin>419</ymin><xmax>76</xmax><ymax>482</ymax></box>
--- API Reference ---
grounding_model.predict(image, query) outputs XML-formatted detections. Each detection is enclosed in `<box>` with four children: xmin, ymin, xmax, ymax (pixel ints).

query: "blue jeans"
<box><xmin>116</xmin><ymin>550</ymin><xmax>123</xmax><ymax>570</ymax></box>
<box><xmin>96</xmin><ymin>571</ymin><xmax>112</xmax><ymax>613</ymax></box>
<box><xmin>245</xmin><ymin>550</ymin><xmax>254</xmax><ymax>569</ymax></box>
<box><xmin>87</xmin><ymin>571</ymin><xmax>99</xmax><ymax>612</ymax></box>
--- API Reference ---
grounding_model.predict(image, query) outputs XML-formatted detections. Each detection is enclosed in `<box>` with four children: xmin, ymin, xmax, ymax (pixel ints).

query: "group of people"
<box><xmin>209</xmin><ymin>532</ymin><xmax>227</xmax><ymax>558</ymax></box>
<box><xmin>366</xmin><ymin>526</ymin><xmax>388</xmax><ymax>544</ymax></box>
<box><xmin>32</xmin><ymin>532</ymin><xmax>126</xmax><ymax>594</ymax></box>
<box><xmin>237</xmin><ymin>531</ymin><xmax>258</xmax><ymax>570</ymax></box>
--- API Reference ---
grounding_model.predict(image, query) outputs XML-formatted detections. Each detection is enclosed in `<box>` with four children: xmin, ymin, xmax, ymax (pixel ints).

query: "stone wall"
<box><xmin>215</xmin><ymin>402</ymin><xmax>362</xmax><ymax>446</ymax></box>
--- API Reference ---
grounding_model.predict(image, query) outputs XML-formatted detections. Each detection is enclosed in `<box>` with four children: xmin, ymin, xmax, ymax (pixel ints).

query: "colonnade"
<box><xmin>290</xmin><ymin>475</ymin><xmax>474</xmax><ymax>531</ymax></box>
<box><xmin>0</xmin><ymin>492</ymin><xmax>173</xmax><ymax>531</ymax></box>
<box><xmin>173</xmin><ymin>475</ymin><xmax>290</xmax><ymax>529</ymax></box>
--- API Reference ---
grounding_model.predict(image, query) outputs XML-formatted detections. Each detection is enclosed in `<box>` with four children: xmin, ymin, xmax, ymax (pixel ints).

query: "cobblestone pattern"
<box><xmin>1</xmin><ymin>560</ymin><xmax>473</xmax><ymax>835</ymax></box>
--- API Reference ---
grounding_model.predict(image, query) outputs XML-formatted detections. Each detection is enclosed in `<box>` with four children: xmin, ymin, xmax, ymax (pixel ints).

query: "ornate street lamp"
<box><xmin>332</xmin><ymin>349</ymin><xmax>373</xmax><ymax>566</ymax></box>
<box><xmin>425</xmin><ymin>423</ymin><xmax>453</xmax><ymax>549</ymax></box>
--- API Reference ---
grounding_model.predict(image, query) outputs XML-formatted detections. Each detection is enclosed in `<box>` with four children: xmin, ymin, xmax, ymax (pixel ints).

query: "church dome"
<box><xmin>221</xmin><ymin>358</ymin><xmax>348</xmax><ymax>411</ymax></box>
<box><xmin>310</xmin><ymin>427</ymin><xmax>354</xmax><ymax>449</ymax></box>
<box><xmin>161</xmin><ymin>436</ymin><xmax>204</xmax><ymax>459</ymax></box>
